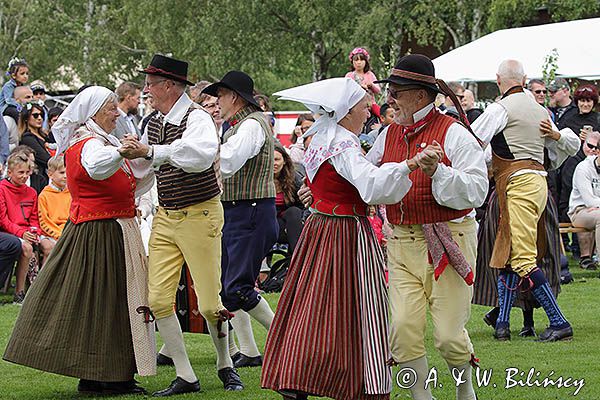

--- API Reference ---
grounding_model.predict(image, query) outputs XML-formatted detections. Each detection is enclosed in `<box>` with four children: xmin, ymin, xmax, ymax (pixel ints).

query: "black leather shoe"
<box><xmin>233</xmin><ymin>353</ymin><xmax>262</xmax><ymax>368</ymax></box>
<box><xmin>231</xmin><ymin>351</ymin><xmax>242</xmax><ymax>365</ymax></box>
<box><xmin>493</xmin><ymin>326</ymin><xmax>511</xmax><ymax>341</ymax></box>
<box><xmin>537</xmin><ymin>325</ymin><xmax>573</xmax><ymax>342</ymax></box>
<box><xmin>152</xmin><ymin>377</ymin><xmax>200</xmax><ymax>397</ymax></box>
<box><xmin>78</xmin><ymin>379</ymin><xmax>104</xmax><ymax>394</ymax></box>
<box><xmin>157</xmin><ymin>353</ymin><xmax>174</xmax><ymax>366</ymax></box>
<box><xmin>218</xmin><ymin>367</ymin><xmax>244</xmax><ymax>391</ymax></box>
<box><xmin>519</xmin><ymin>326</ymin><xmax>536</xmax><ymax>337</ymax></box>
<box><xmin>483</xmin><ymin>308</ymin><xmax>499</xmax><ymax>328</ymax></box>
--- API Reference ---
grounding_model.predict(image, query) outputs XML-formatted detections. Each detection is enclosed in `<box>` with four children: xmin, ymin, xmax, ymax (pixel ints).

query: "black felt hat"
<box><xmin>375</xmin><ymin>54</ymin><xmax>441</xmax><ymax>93</ymax></box>
<box><xmin>140</xmin><ymin>54</ymin><xmax>194</xmax><ymax>86</ymax></box>
<box><xmin>202</xmin><ymin>71</ymin><xmax>260</xmax><ymax>108</ymax></box>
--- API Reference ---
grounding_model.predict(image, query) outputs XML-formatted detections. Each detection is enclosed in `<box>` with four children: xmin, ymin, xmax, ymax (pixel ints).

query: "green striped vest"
<box><xmin>222</xmin><ymin>108</ymin><xmax>275</xmax><ymax>201</ymax></box>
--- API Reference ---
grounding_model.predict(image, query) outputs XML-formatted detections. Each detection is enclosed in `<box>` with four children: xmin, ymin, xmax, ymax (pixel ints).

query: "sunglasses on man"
<box><xmin>533</xmin><ymin>89</ymin><xmax>547</xmax><ymax>95</ymax></box>
<box><xmin>586</xmin><ymin>142</ymin><xmax>599</xmax><ymax>151</ymax></box>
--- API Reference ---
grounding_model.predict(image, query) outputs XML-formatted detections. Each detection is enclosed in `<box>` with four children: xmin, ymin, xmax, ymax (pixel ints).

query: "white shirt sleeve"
<box><xmin>81</xmin><ymin>138</ymin><xmax>124</xmax><ymax>180</ymax></box>
<box><xmin>545</xmin><ymin>126</ymin><xmax>580</xmax><ymax>171</ymax></box>
<box><xmin>220</xmin><ymin>119</ymin><xmax>266</xmax><ymax>179</ymax></box>
<box><xmin>471</xmin><ymin>102</ymin><xmax>508</xmax><ymax>146</ymax></box>
<box><xmin>572</xmin><ymin>161</ymin><xmax>600</xmax><ymax>209</ymax></box>
<box><xmin>430</xmin><ymin>123</ymin><xmax>489</xmax><ymax>210</ymax></box>
<box><xmin>365</xmin><ymin>125</ymin><xmax>389</xmax><ymax>166</ymax></box>
<box><xmin>149</xmin><ymin>109</ymin><xmax>219</xmax><ymax>174</ymax></box>
<box><xmin>330</xmin><ymin>147</ymin><xmax>412</xmax><ymax>205</ymax></box>
<box><xmin>129</xmin><ymin>158</ymin><xmax>155</xmax><ymax>197</ymax></box>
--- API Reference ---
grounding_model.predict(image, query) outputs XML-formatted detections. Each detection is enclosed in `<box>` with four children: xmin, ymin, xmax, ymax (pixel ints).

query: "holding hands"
<box><xmin>539</xmin><ymin>119</ymin><xmax>561</xmax><ymax>141</ymax></box>
<box><xmin>119</xmin><ymin>134</ymin><xmax>151</xmax><ymax>159</ymax></box>
<box><xmin>410</xmin><ymin>140</ymin><xmax>443</xmax><ymax>177</ymax></box>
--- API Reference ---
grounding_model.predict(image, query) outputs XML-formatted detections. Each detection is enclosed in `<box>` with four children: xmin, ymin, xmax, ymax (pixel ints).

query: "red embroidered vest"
<box><xmin>308</xmin><ymin>161</ymin><xmax>368</xmax><ymax>217</ymax></box>
<box><xmin>65</xmin><ymin>137</ymin><xmax>136</xmax><ymax>224</ymax></box>
<box><xmin>381</xmin><ymin>111</ymin><xmax>472</xmax><ymax>225</ymax></box>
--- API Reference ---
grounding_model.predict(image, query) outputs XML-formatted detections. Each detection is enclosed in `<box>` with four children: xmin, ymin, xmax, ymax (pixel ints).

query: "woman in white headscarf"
<box><xmin>3</xmin><ymin>86</ymin><xmax>155</xmax><ymax>395</ymax></box>
<box><xmin>262</xmin><ymin>78</ymin><xmax>417</xmax><ymax>400</ymax></box>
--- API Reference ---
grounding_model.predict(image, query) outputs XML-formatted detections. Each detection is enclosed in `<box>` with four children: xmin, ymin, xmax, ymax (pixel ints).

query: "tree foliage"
<box><xmin>0</xmin><ymin>0</ymin><xmax>598</xmax><ymax>100</ymax></box>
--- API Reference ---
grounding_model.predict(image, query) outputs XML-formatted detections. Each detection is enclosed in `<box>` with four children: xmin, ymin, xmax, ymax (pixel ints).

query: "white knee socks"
<box><xmin>155</xmin><ymin>314</ymin><xmax>197</xmax><ymax>383</ymax></box>
<box><xmin>229</xmin><ymin>310</ymin><xmax>260</xmax><ymax>357</ymax></box>
<box><xmin>228</xmin><ymin>323</ymin><xmax>240</xmax><ymax>356</ymax></box>
<box><xmin>448</xmin><ymin>362</ymin><xmax>476</xmax><ymax>400</ymax></box>
<box><xmin>246</xmin><ymin>296</ymin><xmax>274</xmax><ymax>330</ymax></box>
<box><xmin>398</xmin><ymin>356</ymin><xmax>433</xmax><ymax>400</ymax></box>
<box><xmin>207</xmin><ymin>322</ymin><xmax>233</xmax><ymax>370</ymax></box>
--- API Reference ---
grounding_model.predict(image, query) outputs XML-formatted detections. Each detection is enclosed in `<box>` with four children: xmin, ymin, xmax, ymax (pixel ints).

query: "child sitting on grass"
<box><xmin>38</xmin><ymin>155</ymin><xmax>69</xmax><ymax>255</ymax></box>
<box><xmin>0</xmin><ymin>150</ymin><xmax>52</xmax><ymax>304</ymax></box>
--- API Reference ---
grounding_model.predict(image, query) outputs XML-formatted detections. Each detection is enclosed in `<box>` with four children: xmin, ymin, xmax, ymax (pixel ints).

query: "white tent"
<box><xmin>433</xmin><ymin>18</ymin><xmax>600</xmax><ymax>82</ymax></box>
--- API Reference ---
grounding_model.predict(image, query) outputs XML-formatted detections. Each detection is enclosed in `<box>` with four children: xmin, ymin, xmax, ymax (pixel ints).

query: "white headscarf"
<box><xmin>274</xmin><ymin>77</ymin><xmax>365</xmax><ymax>181</ymax></box>
<box><xmin>52</xmin><ymin>86</ymin><xmax>114</xmax><ymax>155</ymax></box>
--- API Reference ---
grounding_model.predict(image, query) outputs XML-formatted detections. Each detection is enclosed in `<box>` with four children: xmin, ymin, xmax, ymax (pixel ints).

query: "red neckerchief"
<box><xmin>399</xmin><ymin>108</ymin><xmax>437</xmax><ymax>140</ymax></box>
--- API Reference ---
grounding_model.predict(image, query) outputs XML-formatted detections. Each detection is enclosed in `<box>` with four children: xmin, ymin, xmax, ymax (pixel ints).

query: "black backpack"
<box><xmin>259</xmin><ymin>256</ymin><xmax>290</xmax><ymax>293</ymax></box>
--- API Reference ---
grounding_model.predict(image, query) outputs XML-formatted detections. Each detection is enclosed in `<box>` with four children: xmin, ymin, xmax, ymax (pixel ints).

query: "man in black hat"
<box><xmin>121</xmin><ymin>54</ymin><xmax>243</xmax><ymax>395</ymax></box>
<box><xmin>368</xmin><ymin>54</ymin><xmax>487</xmax><ymax>400</ymax></box>
<box><xmin>202</xmin><ymin>71</ymin><xmax>278</xmax><ymax>369</ymax></box>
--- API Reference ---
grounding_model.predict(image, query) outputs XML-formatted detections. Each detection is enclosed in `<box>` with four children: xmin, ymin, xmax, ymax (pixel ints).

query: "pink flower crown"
<box><xmin>349</xmin><ymin>47</ymin><xmax>370</xmax><ymax>62</ymax></box>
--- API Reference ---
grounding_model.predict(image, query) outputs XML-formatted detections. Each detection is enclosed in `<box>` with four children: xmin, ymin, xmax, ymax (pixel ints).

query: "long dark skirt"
<box><xmin>473</xmin><ymin>190</ymin><xmax>561</xmax><ymax>309</ymax></box>
<box><xmin>3</xmin><ymin>220</ymin><xmax>136</xmax><ymax>381</ymax></box>
<box><xmin>262</xmin><ymin>213</ymin><xmax>390</xmax><ymax>400</ymax></box>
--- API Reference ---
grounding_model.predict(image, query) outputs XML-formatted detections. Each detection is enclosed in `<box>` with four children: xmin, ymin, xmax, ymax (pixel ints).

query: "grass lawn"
<box><xmin>0</xmin><ymin>261</ymin><xmax>598</xmax><ymax>399</ymax></box>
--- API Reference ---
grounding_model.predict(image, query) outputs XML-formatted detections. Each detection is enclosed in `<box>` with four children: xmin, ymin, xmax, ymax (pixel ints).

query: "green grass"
<box><xmin>0</xmin><ymin>261</ymin><xmax>598</xmax><ymax>400</ymax></box>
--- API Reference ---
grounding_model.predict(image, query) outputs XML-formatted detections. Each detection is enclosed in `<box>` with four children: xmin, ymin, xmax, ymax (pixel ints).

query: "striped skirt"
<box><xmin>261</xmin><ymin>213</ymin><xmax>390</xmax><ymax>400</ymax></box>
<box><xmin>473</xmin><ymin>190</ymin><xmax>561</xmax><ymax>309</ymax></box>
<box><xmin>3</xmin><ymin>220</ymin><xmax>137</xmax><ymax>381</ymax></box>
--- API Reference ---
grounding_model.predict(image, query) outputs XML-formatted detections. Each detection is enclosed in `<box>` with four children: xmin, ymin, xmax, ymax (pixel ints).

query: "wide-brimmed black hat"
<box><xmin>202</xmin><ymin>71</ymin><xmax>260</xmax><ymax>108</ymax></box>
<box><xmin>375</xmin><ymin>54</ymin><xmax>441</xmax><ymax>93</ymax></box>
<box><xmin>140</xmin><ymin>54</ymin><xmax>194</xmax><ymax>86</ymax></box>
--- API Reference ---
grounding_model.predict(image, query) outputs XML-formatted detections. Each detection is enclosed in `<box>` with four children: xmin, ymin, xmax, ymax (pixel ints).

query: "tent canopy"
<box><xmin>433</xmin><ymin>18</ymin><xmax>600</xmax><ymax>82</ymax></box>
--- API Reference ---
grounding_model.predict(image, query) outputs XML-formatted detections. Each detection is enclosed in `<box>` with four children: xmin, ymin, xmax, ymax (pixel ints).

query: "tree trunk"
<box><xmin>83</xmin><ymin>0</ymin><xmax>94</xmax><ymax>83</ymax></box>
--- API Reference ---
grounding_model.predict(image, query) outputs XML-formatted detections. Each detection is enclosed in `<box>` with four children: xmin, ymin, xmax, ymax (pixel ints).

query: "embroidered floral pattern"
<box><xmin>305</xmin><ymin>139</ymin><xmax>359</xmax><ymax>180</ymax></box>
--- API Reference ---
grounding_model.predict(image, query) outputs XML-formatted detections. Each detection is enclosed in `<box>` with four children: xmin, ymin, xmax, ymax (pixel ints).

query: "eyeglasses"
<box><xmin>534</xmin><ymin>89</ymin><xmax>547</xmax><ymax>95</ymax></box>
<box><xmin>388</xmin><ymin>87</ymin><xmax>418</xmax><ymax>99</ymax></box>
<box><xmin>456</xmin><ymin>94</ymin><xmax>465</xmax><ymax>99</ymax></box>
<box><xmin>586</xmin><ymin>142</ymin><xmax>599</xmax><ymax>151</ymax></box>
<box><xmin>144</xmin><ymin>79</ymin><xmax>167</xmax><ymax>88</ymax></box>
<box><xmin>31</xmin><ymin>113</ymin><xmax>43</xmax><ymax>119</ymax></box>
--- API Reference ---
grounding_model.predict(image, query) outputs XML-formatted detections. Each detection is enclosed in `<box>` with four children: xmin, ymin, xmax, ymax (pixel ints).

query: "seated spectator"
<box><xmin>18</xmin><ymin>102</ymin><xmax>50</xmax><ymax>193</ymax></box>
<box><xmin>288</xmin><ymin>113</ymin><xmax>314</xmax><ymax>166</ymax></box>
<box><xmin>37</xmin><ymin>156</ymin><xmax>70</xmax><ymax>253</ymax></box>
<box><xmin>274</xmin><ymin>144</ymin><xmax>304</xmax><ymax>256</ymax></box>
<box><xmin>12</xmin><ymin>145</ymin><xmax>45</xmax><ymax>192</ymax></box>
<box><xmin>0</xmin><ymin>151</ymin><xmax>52</xmax><ymax>304</ymax></box>
<box><xmin>569</xmin><ymin>130</ymin><xmax>600</xmax><ymax>270</ymax></box>
<box><xmin>461</xmin><ymin>89</ymin><xmax>483</xmax><ymax>123</ymax></box>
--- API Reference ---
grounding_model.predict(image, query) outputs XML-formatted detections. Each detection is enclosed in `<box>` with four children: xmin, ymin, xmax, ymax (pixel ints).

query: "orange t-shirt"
<box><xmin>38</xmin><ymin>184</ymin><xmax>72</xmax><ymax>240</ymax></box>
